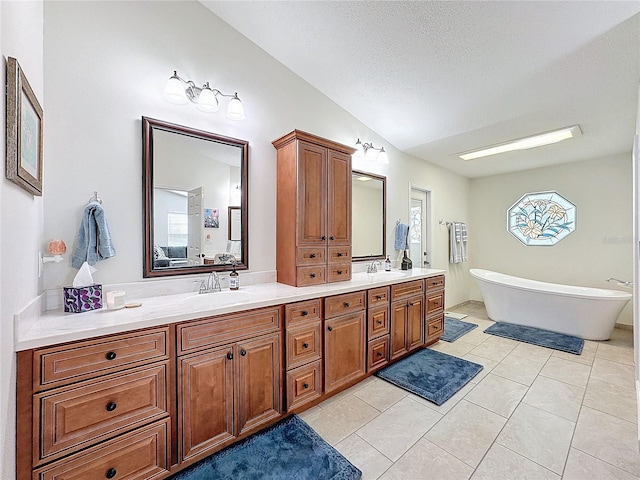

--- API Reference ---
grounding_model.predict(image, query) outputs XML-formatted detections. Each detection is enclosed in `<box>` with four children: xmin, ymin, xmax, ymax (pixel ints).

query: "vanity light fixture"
<box><xmin>458</xmin><ymin>125</ymin><xmax>582</xmax><ymax>161</ymax></box>
<box><xmin>163</xmin><ymin>70</ymin><xmax>246</xmax><ymax>121</ymax></box>
<box><xmin>353</xmin><ymin>139</ymin><xmax>389</xmax><ymax>164</ymax></box>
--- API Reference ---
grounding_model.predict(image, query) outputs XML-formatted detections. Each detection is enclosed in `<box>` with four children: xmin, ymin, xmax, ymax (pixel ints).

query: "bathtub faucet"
<box><xmin>606</xmin><ymin>277</ymin><xmax>633</xmax><ymax>287</ymax></box>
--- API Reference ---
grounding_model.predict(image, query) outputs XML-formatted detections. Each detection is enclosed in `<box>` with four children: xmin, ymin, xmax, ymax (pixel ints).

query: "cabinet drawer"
<box><xmin>391</xmin><ymin>280</ymin><xmax>424</xmax><ymax>300</ymax></box>
<box><xmin>367</xmin><ymin>306</ymin><xmax>390</xmax><ymax>340</ymax></box>
<box><xmin>296</xmin><ymin>247</ymin><xmax>326</xmax><ymax>266</ymax></box>
<box><xmin>286</xmin><ymin>361</ymin><xmax>322</xmax><ymax>410</ymax></box>
<box><xmin>426</xmin><ymin>292</ymin><xmax>444</xmax><ymax>314</ymax></box>
<box><xmin>368</xmin><ymin>335</ymin><xmax>390</xmax><ymax>372</ymax></box>
<box><xmin>327</xmin><ymin>263</ymin><xmax>351</xmax><ymax>283</ymax></box>
<box><xmin>285</xmin><ymin>299</ymin><xmax>321</xmax><ymax>326</ymax></box>
<box><xmin>286</xmin><ymin>322</ymin><xmax>322</xmax><ymax>369</ymax></box>
<box><xmin>296</xmin><ymin>266</ymin><xmax>326</xmax><ymax>286</ymax></box>
<box><xmin>324</xmin><ymin>291</ymin><xmax>366</xmax><ymax>319</ymax></box>
<box><xmin>427</xmin><ymin>316</ymin><xmax>444</xmax><ymax>340</ymax></box>
<box><xmin>368</xmin><ymin>286</ymin><xmax>390</xmax><ymax>307</ymax></box>
<box><xmin>34</xmin><ymin>327</ymin><xmax>169</xmax><ymax>390</ymax></box>
<box><xmin>33</xmin><ymin>419</ymin><xmax>169</xmax><ymax>480</ymax></box>
<box><xmin>178</xmin><ymin>307</ymin><xmax>281</xmax><ymax>355</ymax></box>
<box><xmin>327</xmin><ymin>246</ymin><xmax>351</xmax><ymax>264</ymax></box>
<box><xmin>425</xmin><ymin>275</ymin><xmax>445</xmax><ymax>291</ymax></box>
<box><xmin>35</xmin><ymin>362</ymin><xmax>169</xmax><ymax>463</ymax></box>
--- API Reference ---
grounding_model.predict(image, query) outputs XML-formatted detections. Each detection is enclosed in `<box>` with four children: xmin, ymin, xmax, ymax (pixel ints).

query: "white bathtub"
<box><xmin>470</xmin><ymin>269</ymin><xmax>632</xmax><ymax>340</ymax></box>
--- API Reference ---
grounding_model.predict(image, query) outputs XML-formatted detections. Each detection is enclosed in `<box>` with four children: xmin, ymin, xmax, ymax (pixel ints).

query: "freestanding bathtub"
<box><xmin>470</xmin><ymin>269</ymin><xmax>632</xmax><ymax>340</ymax></box>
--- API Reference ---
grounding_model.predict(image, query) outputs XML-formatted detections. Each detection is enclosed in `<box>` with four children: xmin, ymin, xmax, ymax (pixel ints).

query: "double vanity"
<box><xmin>15</xmin><ymin>270</ymin><xmax>445</xmax><ymax>480</ymax></box>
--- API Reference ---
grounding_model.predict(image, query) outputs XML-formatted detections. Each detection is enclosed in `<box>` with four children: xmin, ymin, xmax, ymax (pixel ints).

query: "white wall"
<box><xmin>41</xmin><ymin>1</ymin><xmax>471</xmax><ymax>305</ymax></box>
<box><xmin>470</xmin><ymin>154</ymin><xmax>633</xmax><ymax>325</ymax></box>
<box><xmin>1</xmin><ymin>3</ymin><xmax>44</xmax><ymax>478</ymax></box>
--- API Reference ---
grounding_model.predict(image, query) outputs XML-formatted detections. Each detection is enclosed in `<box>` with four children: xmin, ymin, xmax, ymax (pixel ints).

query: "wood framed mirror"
<box><xmin>352</xmin><ymin>170</ymin><xmax>386</xmax><ymax>261</ymax></box>
<box><xmin>142</xmin><ymin>117</ymin><xmax>248</xmax><ymax>277</ymax></box>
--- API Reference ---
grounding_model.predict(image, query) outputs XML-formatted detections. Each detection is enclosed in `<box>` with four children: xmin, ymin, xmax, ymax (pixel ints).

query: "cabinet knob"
<box><xmin>226</xmin><ymin>352</ymin><xmax>233</xmax><ymax>360</ymax></box>
<box><xmin>240</xmin><ymin>349</ymin><xmax>247</xmax><ymax>356</ymax></box>
<box><xmin>303</xmin><ymin>383</ymin><xmax>309</xmax><ymax>389</ymax></box>
<box><xmin>105</xmin><ymin>351</ymin><xmax>117</xmax><ymax>361</ymax></box>
<box><xmin>321</xmin><ymin>236</ymin><xmax>326</xmax><ymax>240</ymax></box>
<box><xmin>377</xmin><ymin>320</ymin><xmax>383</xmax><ymax>325</ymax></box>
<box><xmin>310</xmin><ymin>273</ymin><xmax>316</xmax><ymax>278</ymax></box>
<box><xmin>327</xmin><ymin>326</ymin><xmax>333</xmax><ymax>332</ymax></box>
<box><xmin>330</xmin><ymin>236</ymin><xmax>335</xmax><ymax>240</ymax></box>
<box><xmin>105</xmin><ymin>468</ymin><xmax>117</xmax><ymax>479</ymax></box>
<box><xmin>337</xmin><ymin>270</ymin><xmax>343</xmax><ymax>275</ymax></box>
<box><xmin>376</xmin><ymin>295</ymin><xmax>383</xmax><ymax>300</ymax></box>
<box><xmin>337</xmin><ymin>252</ymin><xmax>343</xmax><ymax>257</ymax></box>
<box><xmin>377</xmin><ymin>352</ymin><xmax>383</xmax><ymax>357</ymax></box>
<box><xmin>301</xmin><ymin>310</ymin><xmax>308</xmax><ymax>316</ymax></box>
<box><xmin>303</xmin><ymin>343</ymin><xmax>309</xmax><ymax>349</ymax></box>
<box><xmin>343</xmin><ymin>302</ymin><xmax>350</xmax><ymax>307</ymax></box>
<box><xmin>106</xmin><ymin>402</ymin><xmax>117</xmax><ymax>412</ymax></box>
<box><xmin>310</xmin><ymin>253</ymin><xmax>316</xmax><ymax>258</ymax></box>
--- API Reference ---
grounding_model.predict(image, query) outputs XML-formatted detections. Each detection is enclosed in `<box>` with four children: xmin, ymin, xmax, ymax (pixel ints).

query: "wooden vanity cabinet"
<box><xmin>273</xmin><ymin>130</ymin><xmax>355</xmax><ymax>287</ymax></box>
<box><xmin>390</xmin><ymin>280</ymin><xmax>425</xmax><ymax>360</ymax></box>
<box><xmin>323</xmin><ymin>292</ymin><xmax>367</xmax><ymax>394</ymax></box>
<box><xmin>176</xmin><ymin>306</ymin><xmax>282</xmax><ymax>463</ymax></box>
<box><xmin>425</xmin><ymin>275</ymin><xmax>445</xmax><ymax>345</ymax></box>
<box><xmin>367</xmin><ymin>286</ymin><xmax>391</xmax><ymax>372</ymax></box>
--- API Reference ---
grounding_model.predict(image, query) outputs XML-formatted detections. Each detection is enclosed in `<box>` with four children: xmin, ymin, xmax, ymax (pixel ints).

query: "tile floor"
<box><xmin>300</xmin><ymin>303</ymin><xmax>640</xmax><ymax>479</ymax></box>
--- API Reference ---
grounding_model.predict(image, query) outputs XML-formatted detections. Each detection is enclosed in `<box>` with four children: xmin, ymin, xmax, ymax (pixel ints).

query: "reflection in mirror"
<box><xmin>352</xmin><ymin>170</ymin><xmax>386</xmax><ymax>261</ymax></box>
<box><xmin>142</xmin><ymin>117</ymin><xmax>248</xmax><ymax>277</ymax></box>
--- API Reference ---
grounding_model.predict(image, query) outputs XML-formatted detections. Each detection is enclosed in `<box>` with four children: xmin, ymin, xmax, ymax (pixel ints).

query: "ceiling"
<box><xmin>202</xmin><ymin>1</ymin><xmax>640</xmax><ymax>178</ymax></box>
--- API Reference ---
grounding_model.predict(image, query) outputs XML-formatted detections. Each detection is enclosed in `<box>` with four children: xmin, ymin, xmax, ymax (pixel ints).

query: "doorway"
<box><xmin>409</xmin><ymin>186</ymin><xmax>432</xmax><ymax>269</ymax></box>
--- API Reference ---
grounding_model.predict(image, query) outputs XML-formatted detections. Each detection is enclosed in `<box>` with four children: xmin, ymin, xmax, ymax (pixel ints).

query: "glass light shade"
<box><xmin>365</xmin><ymin>147</ymin><xmax>379</xmax><ymax>162</ymax></box>
<box><xmin>164</xmin><ymin>75</ymin><xmax>188</xmax><ymax>105</ymax></box>
<box><xmin>226</xmin><ymin>94</ymin><xmax>246</xmax><ymax>120</ymax></box>
<box><xmin>197</xmin><ymin>85</ymin><xmax>219</xmax><ymax>113</ymax></box>
<box><xmin>377</xmin><ymin>148</ymin><xmax>389</xmax><ymax>164</ymax></box>
<box><xmin>352</xmin><ymin>139</ymin><xmax>365</xmax><ymax>159</ymax></box>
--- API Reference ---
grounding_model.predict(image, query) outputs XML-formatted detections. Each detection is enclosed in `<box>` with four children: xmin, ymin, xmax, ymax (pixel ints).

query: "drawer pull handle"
<box><xmin>310</xmin><ymin>253</ymin><xmax>316</xmax><ymax>258</ymax></box>
<box><xmin>301</xmin><ymin>310</ymin><xmax>308</xmax><ymax>316</ymax></box>
<box><xmin>343</xmin><ymin>302</ymin><xmax>350</xmax><ymax>307</ymax></box>
<box><xmin>337</xmin><ymin>252</ymin><xmax>343</xmax><ymax>257</ymax></box>
<box><xmin>227</xmin><ymin>352</ymin><xmax>233</xmax><ymax>360</ymax></box>
<box><xmin>106</xmin><ymin>468</ymin><xmax>117</xmax><ymax>479</ymax></box>
<box><xmin>303</xmin><ymin>343</ymin><xmax>309</xmax><ymax>349</ymax></box>
<box><xmin>376</xmin><ymin>320</ymin><xmax>383</xmax><ymax>325</ymax></box>
<box><xmin>310</xmin><ymin>273</ymin><xmax>316</xmax><ymax>278</ymax></box>
<box><xmin>327</xmin><ymin>326</ymin><xmax>333</xmax><ymax>332</ymax></box>
<box><xmin>337</xmin><ymin>270</ymin><xmax>343</xmax><ymax>275</ymax></box>
<box><xmin>377</xmin><ymin>352</ymin><xmax>383</xmax><ymax>357</ymax></box>
<box><xmin>240</xmin><ymin>349</ymin><xmax>247</xmax><ymax>356</ymax></box>
<box><xmin>330</xmin><ymin>236</ymin><xmax>335</xmax><ymax>240</ymax></box>
<box><xmin>105</xmin><ymin>351</ymin><xmax>117</xmax><ymax>361</ymax></box>
<box><xmin>106</xmin><ymin>402</ymin><xmax>117</xmax><ymax>412</ymax></box>
<box><xmin>303</xmin><ymin>383</ymin><xmax>309</xmax><ymax>389</ymax></box>
<box><xmin>376</xmin><ymin>295</ymin><xmax>383</xmax><ymax>300</ymax></box>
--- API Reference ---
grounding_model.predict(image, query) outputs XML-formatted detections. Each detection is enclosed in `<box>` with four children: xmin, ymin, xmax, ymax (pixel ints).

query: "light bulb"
<box><xmin>226</xmin><ymin>93</ymin><xmax>246</xmax><ymax>120</ymax></box>
<box><xmin>197</xmin><ymin>83</ymin><xmax>219</xmax><ymax>113</ymax></box>
<box><xmin>163</xmin><ymin>72</ymin><xmax>188</xmax><ymax>105</ymax></box>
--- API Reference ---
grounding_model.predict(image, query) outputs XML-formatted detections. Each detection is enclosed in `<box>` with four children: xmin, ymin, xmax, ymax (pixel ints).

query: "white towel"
<box><xmin>449</xmin><ymin>222</ymin><xmax>467</xmax><ymax>264</ymax></box>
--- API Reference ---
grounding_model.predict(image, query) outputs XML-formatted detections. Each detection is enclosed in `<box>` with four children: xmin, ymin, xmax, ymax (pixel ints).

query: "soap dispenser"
<box><xmin>401</xmin><ymin>251</ymin><xmax>413</xmax><ymax>270</ymax></box>
<box><xmin>230</xmin><ymin>262</ymin><xmax>239</xmax><ymax>290</ymax></box>
<box><xmin>385</xmin><ymin>256</ymin><xmax>391</xmax><ymax>271</ymax></box>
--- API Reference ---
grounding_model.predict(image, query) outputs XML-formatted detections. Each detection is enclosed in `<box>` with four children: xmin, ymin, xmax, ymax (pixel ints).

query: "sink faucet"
<box><xmin>367</xmin><ymin>260</ymin><xmax>381</xmax><ymax>273</ymax></box>
<box><xmin>195</xmin><ymin>272</ymin><xmax>222</xmax><ymax>294</ymax></box>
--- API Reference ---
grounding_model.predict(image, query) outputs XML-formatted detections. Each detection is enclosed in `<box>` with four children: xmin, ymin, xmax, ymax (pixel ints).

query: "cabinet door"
<box><xmin>297</xmin><ymin>141</ymin><xmax>327</xmax><ymax>245</ymax></box>
<box><xmin>236</xmin><ymin>333</ymin><xmax>281</xmax><ymax>436</ymax></box>
<box><xmin>324</xmin><ymin>312</ymin><xmax>366</xmax><ymax>393</ymax></box>
<box><xmin>327</xmin><ymin>150</ymin><xmax>352</xmax><ymax>246</ymax></box>
<box><xmin>390</xmin><ymin>301</ymin><xmax>408</xmax><ymax>360</ymax></box>
<box><xmin>179</xmin><ymin>346</ymin><xmax>234</xmax><ymax>461</ymax></box>
<box><xmin>407</xmin><ymin>296</ymin><xmax>425</xmax><ymax>352</ymax></box>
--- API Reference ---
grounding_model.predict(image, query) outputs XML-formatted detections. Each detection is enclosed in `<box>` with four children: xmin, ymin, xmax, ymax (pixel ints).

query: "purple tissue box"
<box><xmin>63</xmin><ymin>284</ymin><xmax>103</xmax><ymax>313</ymax></box>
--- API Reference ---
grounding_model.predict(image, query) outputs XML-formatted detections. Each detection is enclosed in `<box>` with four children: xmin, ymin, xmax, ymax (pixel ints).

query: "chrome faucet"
<box><xmin>367</xmin><ymin>260</ymin><xmax>381</xmax><ymax>273</ymax></box>
<box><xmin>195</xmin><ymin>272</ymin><xmax>222</xmax><ymax>294</ymax></box>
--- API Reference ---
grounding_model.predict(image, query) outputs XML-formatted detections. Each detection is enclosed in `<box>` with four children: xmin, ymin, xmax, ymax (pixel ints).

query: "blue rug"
<box><xmin>441</xmin><ymin>317</ymin><xmax>478</xmax><ymax>342</ymax></box>
<box><xmin>169</xmin><ymin>415</ymin><xmax>361</xmax><ymax>480</ymax></box>
<box><xmin>484</xmin><ymin>322</ymin><xmax>584</xmax><ymax>355</ymax></box>
<box><xmin>375</xmin><ymin>349</ymin><xmax>483</xmax><ymax>406</ymax></box>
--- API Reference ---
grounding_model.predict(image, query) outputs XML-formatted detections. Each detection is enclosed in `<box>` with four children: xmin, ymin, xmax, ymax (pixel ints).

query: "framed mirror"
<box><xmin>352</xmin><ymin>170</ymin><xmax>386</xmax><ymax>261</ymax></box>
<box><xmin>142</xmin><ymin>117</ymin><xmax>248</xmax><ymax>277</ymax></box>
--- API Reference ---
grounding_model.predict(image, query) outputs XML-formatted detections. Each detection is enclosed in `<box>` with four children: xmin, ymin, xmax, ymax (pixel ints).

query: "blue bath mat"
<box><xmin>169</xmin><ymin>415</ymin><xmax>361</xmax><ymax>480</ymax></box>
<box><xmin>484</xmin><ymin>322</ymin><xmax>584</xmax><ymax>355</ymax></box>
<box><xmin>375</xmin><ymin>349</ymin><xmax>483</xmax><ymax>406</ymax></box>
<box><xmin>441</xmin><ymin>317</ymin><xmax>478</xmax><ymax>342</ymax></box>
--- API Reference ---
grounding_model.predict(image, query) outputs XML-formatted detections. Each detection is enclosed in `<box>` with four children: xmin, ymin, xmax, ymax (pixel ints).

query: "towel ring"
<box><xmin>89</xmin><ymin>191</ymin><xmax>102</xmax><ymax>204</ymax></box>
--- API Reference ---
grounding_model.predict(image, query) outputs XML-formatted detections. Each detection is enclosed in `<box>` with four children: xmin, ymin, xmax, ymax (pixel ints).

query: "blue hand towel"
<box><xmin>71</xmin><ymin>201</ymin><xmax>116</xmax><ymax>268</ymax></box>
<box><xmin>394</xmin><ymin>223</ymin><xmax>409</xmax><ymax>250</ymax></box>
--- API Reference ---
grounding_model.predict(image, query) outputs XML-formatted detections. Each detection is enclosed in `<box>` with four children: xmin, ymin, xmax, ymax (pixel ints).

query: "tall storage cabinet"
<box><xmin>273</xmin><ymin>130</ymin><xmax>355</xmax><ymax>287</ymax></box>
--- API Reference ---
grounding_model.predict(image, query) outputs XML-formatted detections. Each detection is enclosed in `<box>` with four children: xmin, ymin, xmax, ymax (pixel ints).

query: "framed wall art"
<box><xmin>6</xmin><ymin>57</ymin><xmax>43</xmax><ymax>196</ymax></box>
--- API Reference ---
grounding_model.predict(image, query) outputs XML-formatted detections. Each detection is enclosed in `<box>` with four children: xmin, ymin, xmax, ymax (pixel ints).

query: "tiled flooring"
<box><xmin>300</xmin><ymin>303</ymin><xmax>640</xmax><ymax>479</ymax></box>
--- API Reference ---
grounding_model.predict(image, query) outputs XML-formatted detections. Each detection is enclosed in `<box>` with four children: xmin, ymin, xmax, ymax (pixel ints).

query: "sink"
<box><xmin>365</xmin><ymin>271</ymin><xmax>407</xmax><ymax>280</ymax></box>
<box><xmin>179</xmin><ymin>290</ymin><xmax>252</xmax><ymax>308</ymax></box>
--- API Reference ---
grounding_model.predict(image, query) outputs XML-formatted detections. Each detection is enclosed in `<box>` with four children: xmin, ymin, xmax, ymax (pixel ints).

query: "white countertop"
<box><xmin>14</xmin><ymin>269</ymin><xmax>444</xmax><ymax>351</ymax></box>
